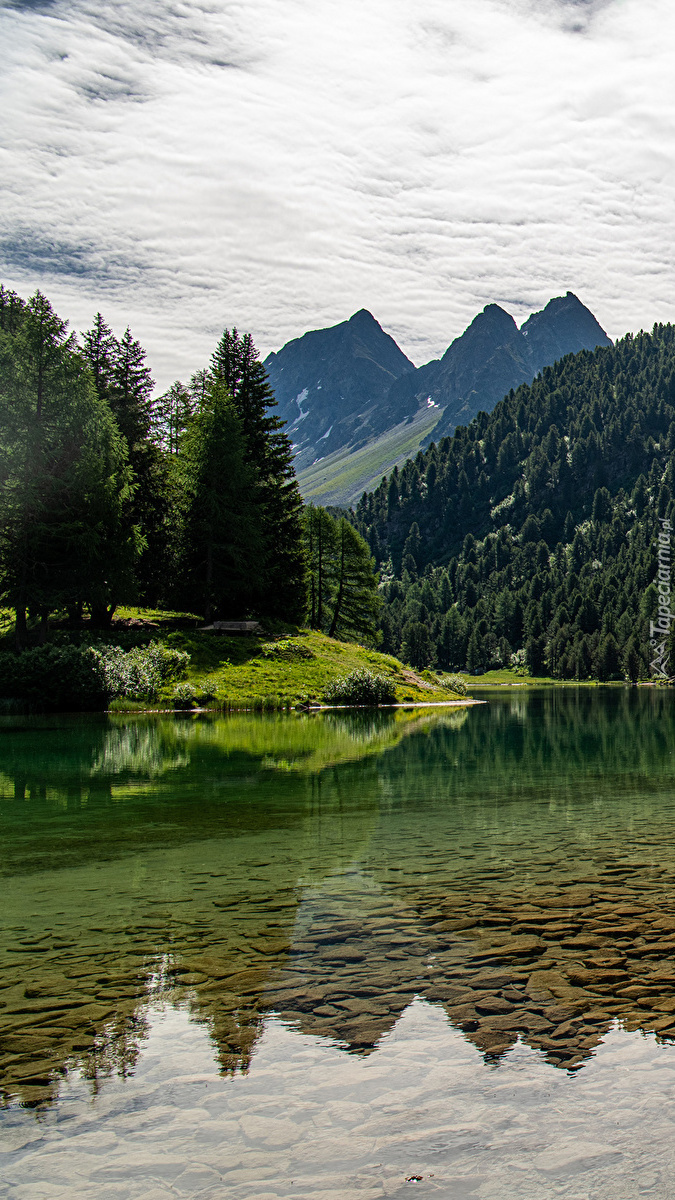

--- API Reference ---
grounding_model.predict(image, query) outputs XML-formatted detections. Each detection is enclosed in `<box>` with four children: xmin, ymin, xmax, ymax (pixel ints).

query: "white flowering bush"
<box><xmin>171</xmin><ymin>681</ymin><xmax>198</xmax><ymax>709</ymax></box>
<box><xmin>90</xmin><ymin>643</ymin><xmax>190</xmax><ymax>701</ymax></box>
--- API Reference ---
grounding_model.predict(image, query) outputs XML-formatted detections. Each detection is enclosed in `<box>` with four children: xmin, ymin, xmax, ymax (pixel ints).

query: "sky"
<box><xmin>1</xmin><ymin>0</ymin><xmax>674</xmax><ymax>390</ymax></box>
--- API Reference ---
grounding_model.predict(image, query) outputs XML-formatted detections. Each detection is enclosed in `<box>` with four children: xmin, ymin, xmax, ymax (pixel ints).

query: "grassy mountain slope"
<box><xmin>287</xmin><ymin>294</ymin><xmax>610</xmax><ymax>505</ymax></box>
<box><xmin>296</xmin><ymin>405</ymin><xmax>440</xmax><ymax>507</ymax></box>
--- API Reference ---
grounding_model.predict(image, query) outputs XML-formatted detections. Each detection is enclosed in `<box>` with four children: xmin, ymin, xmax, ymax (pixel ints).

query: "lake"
<box><xmin>2</xmin><ymin>689</ymin><xmax>675</xmax><ymax>1198</ymax></box>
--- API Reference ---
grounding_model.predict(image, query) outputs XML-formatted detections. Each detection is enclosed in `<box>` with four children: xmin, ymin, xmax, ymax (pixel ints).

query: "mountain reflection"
<box><xmin>3</xmin><ymin>689</ymin><xmax>675</xmax><ymax>1109</ymax></box>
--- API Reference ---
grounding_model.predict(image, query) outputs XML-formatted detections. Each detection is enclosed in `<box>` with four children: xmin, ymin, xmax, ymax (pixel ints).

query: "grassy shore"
<box><xmin>103</xmin><ymin>610</ymin><xmax>468</xmax><ymax>711</ymax></box>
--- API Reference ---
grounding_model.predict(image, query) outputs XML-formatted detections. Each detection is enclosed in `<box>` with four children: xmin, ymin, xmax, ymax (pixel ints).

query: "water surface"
<box><xmin>2</xmin><ymin>691</ymin><xmax>675</xmax><ymax>1197</ymax></box>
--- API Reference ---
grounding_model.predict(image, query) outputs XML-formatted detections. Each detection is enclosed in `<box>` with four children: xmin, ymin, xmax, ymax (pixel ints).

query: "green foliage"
<box><xmin>443</xmin><ymin>673</ymin><xmax>467</xmax><ymax>696</ymax></box>
<box><xmin>0</xmin><ymin>644</ymin><xmax>107</xmax><ymax>711</ymax></box>
<box><xmin>175</xmin><ymin>381</ymin><xmax>261</xmax><ymax>619</ymax></box>
<box><xmin>259</xmin><ymin>640</ymin><xmax>314</xmax><ymax>661</ymax></box>
<box><xmin>2</xmin><ymin>288</ymin><xmax>307</xmax><ymax>636</ymax></box>
<box><xmin>212</xmin><ymin>327</ymin><xmax>306</xmax><ymax>622</ymax></box>
<box><xmin>0</xmin><ymin>641</ymin><xmax>189</xmax><ymax>711</ymax></box>
<box><xmin>323</xmin><ymin>668</ymin><xmax>397</xmax><ymax>707</ymax></box>
<box><xmin>0</xmin><ymin>291</ymin><xmax>139</xmax><ymax>639</ymax></box>
<box><xmin>171</xmin><ymin>681</ymin><xmax>199</xmax><ymax>709</ymax></box>
<box><xmin>304</xmin><ymin>506</ymin><xmax>381</xmax><ymax>643</ymax></box>
<box><xmin>90</xmin><ymin>643</ymin><xmax>189</xmax><ymax>701</ymax></box>
<box><xmin>82</xmin><ymin>314</ymin><xmax>169</xmax><ymax>613</ymax></box>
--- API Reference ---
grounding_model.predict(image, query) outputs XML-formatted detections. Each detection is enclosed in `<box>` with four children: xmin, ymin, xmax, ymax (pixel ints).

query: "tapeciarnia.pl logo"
<box><xmin>650</xmin><ymin>516</ymin><xmax>673</xmax><ymax>680</ymax></box>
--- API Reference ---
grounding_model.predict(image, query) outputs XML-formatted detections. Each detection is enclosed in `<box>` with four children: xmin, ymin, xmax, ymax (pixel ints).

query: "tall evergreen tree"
<box><xmin>83</xmin><ymin>318</ymin><xmax>170</xmax><ymax>613</ymax></box>
<box><xmin>81</xmin><ymin>313</ymin><xmax>117</xmax><ymax>404</ymax></box>
<box><xmin>176</xmin><ymin>381</ymin><xmax>261</xmax><ymax>619</ymax></box>
<box><xmin>304</xmin><ymin>505</ymin><xmax>338</xmax><ymax>629</ymax></box>
<box><xmin>327</xmin><ymin>519</ymin><xmax>381</xmax><ymax>642</ymax></box>
<box><xmin>110</xmin><ymin>327</ymin><xmax>154</xmax><ymax>446</ymax></box>
<box><xmin>0</xmin><ymin>292</ymin><xmax>137</xmax><ymax>643</ymax></box>
<box><xmin>152</xmin><ymin>381</ymin><xmax>195</xmax><ymax>455</ymax></box>
<box><xmin>211</xmin><ymin>328</ymin><xmax>306</xmax><ymax>622</ymax></box>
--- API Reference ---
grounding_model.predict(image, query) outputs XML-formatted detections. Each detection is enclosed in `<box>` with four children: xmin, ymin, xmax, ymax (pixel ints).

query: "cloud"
<box><xmin>0</xmin><ymin>0</ymin><xmax>674</xmax><ymax>389</ymax></box>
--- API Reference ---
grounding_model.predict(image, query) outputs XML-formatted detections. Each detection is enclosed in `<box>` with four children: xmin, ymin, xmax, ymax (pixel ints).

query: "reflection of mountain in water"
<box><xmin>4</xmin><ymin>690</ymin><xmax>675</xmax><ymax>1108</ymax></box>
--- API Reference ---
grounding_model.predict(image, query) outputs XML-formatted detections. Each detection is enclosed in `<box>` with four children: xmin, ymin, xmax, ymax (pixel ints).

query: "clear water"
<box><xmin>2</xmin><ymin>691</ymin><xmax>675</xmax><ymax>1197</ymax></box>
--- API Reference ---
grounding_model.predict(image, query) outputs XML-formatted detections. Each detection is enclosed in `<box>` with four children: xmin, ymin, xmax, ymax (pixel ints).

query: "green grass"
<box><xmin>153</xmin><ymin>628</ymin><xmax>466</xmax><ymax>710</ymax></box>
<box><xmin>68</xmin><ymin>611</ymin><xmax>467</xmax><ymax>710</ymax></box>
<box><xmin>296</xmin><ymin>406</ymin><xmax>440</xmax><ymax>507</ymax></box>
<box><xmin>447</xmin><ymin>667</ymin><xmax>621</xmax><ymax>687</ymax></box>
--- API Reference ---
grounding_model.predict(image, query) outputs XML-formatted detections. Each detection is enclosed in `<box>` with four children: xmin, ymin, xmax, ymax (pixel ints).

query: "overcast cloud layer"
<box><xmin>1</xmin><ymin>0</ymin><xmax>674</xmax><ymax>388</ymax></box>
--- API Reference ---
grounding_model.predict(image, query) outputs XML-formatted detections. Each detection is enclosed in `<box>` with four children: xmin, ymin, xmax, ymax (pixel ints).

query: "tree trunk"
<box><xmin>317</xmin><ymin>518</ymin><xmax>323</xmax><ymax>630</ymax></box>
<box><xmin>90</xmin><ymin>603</ymin><xmax>113</xmax><ymax>628</ymax></box>
<box><xmin>308</xmin><ymin>514</ymin><xmax>316</xmax><ymax>628</ymax></box>
<box><xmin>14</xmin><ymin>602</ymin><xmax>27</xmax><ymax>651</ymax></box>
<box><xmin>67</xmin><ymin>600</ymin><xmax>83</xmax><ymax>624</ymax></box>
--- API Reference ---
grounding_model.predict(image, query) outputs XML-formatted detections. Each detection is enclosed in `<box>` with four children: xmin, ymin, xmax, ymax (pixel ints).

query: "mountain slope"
<box><xmin>296</xmin><ymin>404</ymin><xmax>441</xmax><ymax>508</ymax></box>
<box><xmin>521</xmin><ymin>291</ymin><xmax>613</xmax><ymax>373</ymax></box>
<box><xmin>263</xmin><ymin>309</ymin><xmax>414</xmax><ymax>471</ymax></box>
<box><xmin>350</xmin><ymin>324</ymin><xmax>675</xmax><ymax>680</ymax></box>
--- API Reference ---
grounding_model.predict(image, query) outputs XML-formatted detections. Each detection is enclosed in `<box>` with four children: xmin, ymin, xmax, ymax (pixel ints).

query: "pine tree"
<box><xmin>96</xmin><ymin>324</ymin><xmax>168</xmax><ymax>613</ymax></box>
<box><xmin>466</xmin><ymin>627</ymin><xmax>481</xmax><ymax>674</ymax></box>
<box><xmin>597</xmin><ymin>632</ymin><xmax>622</xmax><ymax>681</ymax></box>
<box><xmin>304</xmin><ymin>506</ymin><xmax>338</xmax><ymax>629</ymax></box>
<box><xmin>401</xmin><ymin>619</ymin><xmax>433</xmax><ymax>668</ymax></box>
<box><xmin>82</xmin><ymin>313</ymin><xmax>117</xmax><ymax>403</ymax></box>
<box><xmin>152</xmin><ymin>381</ymin><xmax>194</xmax><ymax>454</ymax></box>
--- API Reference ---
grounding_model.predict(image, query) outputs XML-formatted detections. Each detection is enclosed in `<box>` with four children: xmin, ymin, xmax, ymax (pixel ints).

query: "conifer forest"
<box><xmin>2</xmin><ymin>282</ymin><xmax>675</xmax><ymax>684</ymax></box>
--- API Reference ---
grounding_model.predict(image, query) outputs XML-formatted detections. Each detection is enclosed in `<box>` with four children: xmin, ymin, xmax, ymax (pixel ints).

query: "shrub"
<box><xmin>323</xmin><ymin>669</ymin><xmax>397</xmax><ymax>707</ymax></box>
<box><xmin>443</xmin><ymin>674</ymin><xmax>467</xmax><ymax>697</ymax></box>
<box><xmin>259</xmin><ymin>640</ymin><xmax>314</xmax><ymax>661</ymax></box>
<box><xmin>0</xmin><ymin>644</ymin><xmax>107</xmax><ymax>711</ymax></box>
<box><xmin>91</xmin><ymin>643</ymin><xmax>190</xmax><ymax>702</ymax></box>
<box><xmin>172</xmin><ymin>682</ymin><xmax>197</xmax><ymax>709</ymax></box>
<box><xmin>0</xmin><ymin>641</ymin><xmax>191</xmax><ymax>712</ymax></box>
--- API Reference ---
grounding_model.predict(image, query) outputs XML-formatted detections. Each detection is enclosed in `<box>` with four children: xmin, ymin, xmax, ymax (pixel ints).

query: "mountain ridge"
<box><xmin>264</xmin><ymin>309</ymin><xmax>415</xmax><ymax>471</ymax></box>
<box><xmin>269</xmin><ymin>293</ymin><xmax>611</xmax><ymax>505</ymax></box>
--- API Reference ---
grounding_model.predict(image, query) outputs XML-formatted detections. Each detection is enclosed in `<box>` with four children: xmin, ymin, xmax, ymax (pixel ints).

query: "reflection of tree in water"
<box><xmin>77</xmin><ymin>1009</ymin><xmax>151</xmax><ymax>1094</ymax></box>
<box><xmin>91</xmin><ymin>723</ymin><xmax>190</xmax><ymax>778</ymax></box>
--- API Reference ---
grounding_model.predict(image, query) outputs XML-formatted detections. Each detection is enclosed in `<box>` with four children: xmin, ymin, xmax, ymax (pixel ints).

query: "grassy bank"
<box><xmin>122</xmin><ymin>622</ymin><xmax>466</xmax><ymax>711</ymax></box>
<box><xmin>0</xmin><ymin>607</ymin><xmax>467</xmax><ymax>712</ymax></box>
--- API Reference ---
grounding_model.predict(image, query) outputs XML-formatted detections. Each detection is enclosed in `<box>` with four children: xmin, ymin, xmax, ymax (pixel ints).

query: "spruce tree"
<box><xmin>211</xmin><ymin>328</ymin><xmax>305</xmax><ymax>622</ymax></box>
<box><xmin>152</xmin><ymin>381</ymin><xmax>194</xmax><ymax>454</ymax></box>
<box><xmin>82</xmin><ymin>313</ymin><xmax>117</xmax><ymax>403</ymax></box>
<box><xmin>304</xmin><ymin>506</ymin><xmax>338</xmax><ymax>629</ymax></box>
<box><xmin>177</xmin><ymin>381</ymin><xmax>261</xmax><ymax>619</ymax></box>
<box><xmin>84</xmin><ymin>320</ymin><xmax>169</xmax><ymax>613</ymax></box>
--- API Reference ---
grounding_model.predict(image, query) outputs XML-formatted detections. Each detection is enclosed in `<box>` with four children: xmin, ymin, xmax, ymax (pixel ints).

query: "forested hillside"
<box><xmin>351</xmin><ymin>327</ymin><xmax>675</xmax><ymax>679</ymax></box>
<box><xmin>0</xmin><ymin>286</ymin><xmax>306</xmax><ymax>642</ymax></box>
